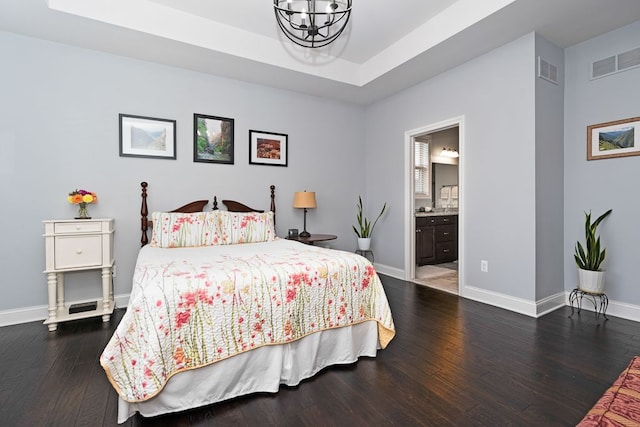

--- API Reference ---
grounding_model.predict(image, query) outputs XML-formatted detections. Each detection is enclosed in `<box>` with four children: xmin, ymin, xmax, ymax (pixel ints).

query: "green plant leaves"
<box><xmin>353</xmin><ymin>196</ymin><xmax>387</xmax><ymax>238</ymax></box>
<box><xmin>574</xmin><ymin>209</ymin><xmax>612</xmax><ymax>271</ymax></box>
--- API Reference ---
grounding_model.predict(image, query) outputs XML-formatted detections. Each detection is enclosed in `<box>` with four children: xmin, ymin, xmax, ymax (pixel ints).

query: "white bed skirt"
<box><xmin>118</xmin><ymin>321</ymin><xmax>380</xmax><ymax>423</ymax></box>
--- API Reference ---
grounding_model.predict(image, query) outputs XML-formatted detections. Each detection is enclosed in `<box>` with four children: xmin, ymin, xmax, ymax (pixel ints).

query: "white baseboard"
<box><xmin>373</xmin><ymin>263</ymin><xmax>404</xmax><ymax>280</ymax></box>
<box><xmin>565</xmin><ymin>292</ymin><xmax>640</xmax><ymax>322</ymax></box>
<box><xmin>3</xmin><ymin>282</ymin><xmax>640</xmax><ymax>327</ymax></box>
<box><xmin>0</xmin><ymin>293</ymin><xmax>131</xmax><ymax>328</ymax></box>
<box><xmin>462</xmin><ymin>285</ymin><xmax>540</xmax><ymax>317</ymax></box>
<box><xmin>383</xmin><ymin>263</ymin><xmax>640</xmax><ymax>321</ymax></box>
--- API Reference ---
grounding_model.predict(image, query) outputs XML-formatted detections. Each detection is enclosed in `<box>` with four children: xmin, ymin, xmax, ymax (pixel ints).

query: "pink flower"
<box><xmin>286</xmin><ymin>287</ymin><xmax>297</xmax><ymax>303</ymax></box>
<box><xmin>175</xmin><ymin>310</ymin><xmax>191</xmax><ymax>328</ymax></box>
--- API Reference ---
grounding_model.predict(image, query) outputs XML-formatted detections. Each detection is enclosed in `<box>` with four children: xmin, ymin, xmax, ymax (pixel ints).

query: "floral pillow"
<box><xmin>218</xmin><ymin>211</ymin><xmax>276</xmax><ymax>244</ymax></box>
<box><xmin>150</xmin><ymin>211</ymin><xmax>222</xmax><ymax>248</ymax></box>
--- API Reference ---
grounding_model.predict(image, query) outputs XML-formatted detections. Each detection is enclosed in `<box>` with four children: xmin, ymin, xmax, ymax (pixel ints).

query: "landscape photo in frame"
<box><xmin>587</xmin><ymin>116</ymin><xmax>640</xmax><ymax>160</ymax></box>
<box><xmin>119</xmin><ymin>114</ymin><xmax>176</xmax><ymax>159</ymax></box>
<box><xmin>194</xmin><ymin>114</ymin><xmax>234</xmax><ymax>164</ymax></box>
<box><xmin>249</xmin><ymin>130</ymin><xmax>288</xmax><ymax>167</ymax></box>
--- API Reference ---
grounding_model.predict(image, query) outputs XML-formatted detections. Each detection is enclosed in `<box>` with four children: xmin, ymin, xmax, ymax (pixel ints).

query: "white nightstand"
<box><xmin>43</xmin><ymin>218</ymin><xmax>115</xmax><ymax>331</ymax></box>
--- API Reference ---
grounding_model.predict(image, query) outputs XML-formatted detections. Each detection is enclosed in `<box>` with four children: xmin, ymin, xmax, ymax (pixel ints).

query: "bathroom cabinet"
<box><xmin>416</xmin><ymin>214</ymin><xmax>457</xmax><ymax>266</ymax></box>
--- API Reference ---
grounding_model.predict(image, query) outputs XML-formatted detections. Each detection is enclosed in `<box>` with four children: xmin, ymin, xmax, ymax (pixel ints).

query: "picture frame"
<box><xmin>249</xmin><ymin>130</ymin><xmax>288</xmax><ymax>167</ymax></box>
<box><xmin>119</xmin><ymin>114</ymin><xmax>176</xmax><ymax>159</ymax></box>
<box><xmin>194</xmin><ymin>114</ymin><xmax>234</xmax><ymax>164</ymax></box>
<box><xmin>587</xmin><ymin>116</ymin><xmax>640</xmax><ymax>160</ymax></box>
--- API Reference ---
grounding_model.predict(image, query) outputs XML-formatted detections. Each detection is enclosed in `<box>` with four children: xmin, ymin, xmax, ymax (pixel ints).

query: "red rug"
<box><xmin>577</xmin><ymin>356</ymin><xmax>640</xmax><ymax>426</ymax></box>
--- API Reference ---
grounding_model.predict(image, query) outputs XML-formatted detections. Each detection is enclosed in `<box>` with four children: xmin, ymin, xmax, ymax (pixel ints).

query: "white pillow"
<box><xmin>150</xmin><ymin>211</ymin><xmax>222</xmax><ymax>248</ymax></box>
<box><xmin>218</xmin><ymin>211</ymin><xmax>276</xmax><ymax>244</ymax></box>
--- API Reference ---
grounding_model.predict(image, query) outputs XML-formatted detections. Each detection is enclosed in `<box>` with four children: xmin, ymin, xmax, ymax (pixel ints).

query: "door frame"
<box><xmin>404</xmin><ymin>116</ymin><xmax>465</xmax><ymax>296</ymax></box>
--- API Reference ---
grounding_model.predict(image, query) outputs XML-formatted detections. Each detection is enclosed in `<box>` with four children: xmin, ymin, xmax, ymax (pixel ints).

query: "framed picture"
<box><xmin>587</xmin><ymin>116</ymin><xmax>640</xmax><ymax>160</ymax></box>
<box><xmin>119</xmin><ymin>114</ymin><xmax>176</xmax><ymax>159</ymax></box>
<box><xmin>249</xmin><ymin>130</ymin><xmax>288</xmax><ymax>167</ymax></box>
<box><xmin>194</xmin><ymin>114</ymin><xmax>234</xmax><ymax>164</ymax></box>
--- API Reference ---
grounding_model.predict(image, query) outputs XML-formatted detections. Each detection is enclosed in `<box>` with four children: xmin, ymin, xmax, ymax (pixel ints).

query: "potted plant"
<box><xmin>352</xmin><ymin>196</ymin><xmax>387</xmax><ymax>251</ymax></box>
<box><xmin>574</xmin><ymin>209</ymin><xmax>612</xmax><ymax>293</ymax></box>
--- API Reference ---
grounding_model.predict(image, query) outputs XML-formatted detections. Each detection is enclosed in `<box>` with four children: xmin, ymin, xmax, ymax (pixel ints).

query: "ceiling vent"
<box><xmin>591</xmin><ymin>47</ymin><xmax>640</xmax><ymax>79</ymax></box>
<box><xmin>537</xmin><ymin>56</ymin><xmax>558</xmax><ymax>85</ymax></box>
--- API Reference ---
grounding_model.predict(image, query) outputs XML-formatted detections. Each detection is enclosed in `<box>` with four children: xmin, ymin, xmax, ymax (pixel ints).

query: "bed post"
<box><xmin>270</xmin><ymin>185</ymin><xmax>276</xmax><ymax>226</ymax></box>
<box><xmin>141</xmin><ymin>182</ymin><xmax>149</xmax><ymax>247</ymax></box>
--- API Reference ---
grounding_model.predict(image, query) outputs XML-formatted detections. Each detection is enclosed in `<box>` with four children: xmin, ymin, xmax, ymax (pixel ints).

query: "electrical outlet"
<box><xmin>480</xmin><ymin>260</ymin><xmax>488</xmax><ymax>272</ymax></box>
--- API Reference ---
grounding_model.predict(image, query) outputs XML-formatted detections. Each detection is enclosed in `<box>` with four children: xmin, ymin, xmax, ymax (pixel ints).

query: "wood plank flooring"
<box><xmin>1</xmin><ymin>274</ymin><xmax>639</xmax><ymax>426</ymax></box>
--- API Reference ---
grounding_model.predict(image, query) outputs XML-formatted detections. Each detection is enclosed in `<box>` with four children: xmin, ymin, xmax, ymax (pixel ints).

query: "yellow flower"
<box><xmin>221</xmin><ymin>280</ymin><xmax>235</xmax><ymax>295</ymax></box>
<box><xmin>67</xmin><ymin>189</ymin><xmax>98</xmax><ymax>204</ymax></box>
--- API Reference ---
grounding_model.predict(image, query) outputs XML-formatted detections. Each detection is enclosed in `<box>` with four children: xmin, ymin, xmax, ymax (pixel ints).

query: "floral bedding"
<box><xmin>100</xmin><ymin>239</ymin><xmax>395</xmax><ymax>402</ymax></box>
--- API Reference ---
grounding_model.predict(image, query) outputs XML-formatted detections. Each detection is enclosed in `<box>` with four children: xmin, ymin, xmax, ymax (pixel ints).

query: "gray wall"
<box><xmin>534</xmin><ymin>34</ymin><xmax>565</xmax><ymax>301</ymax></box>
<box><xmin>564</xmin><ymin>20</ymin><xmax>640</xmax><ymax>305</ymax></box>
<box><xmin>3</xmin><ymin>18</ymin><xmax>640</xmax><ymax>320</ymax></box>
<box><xmin>0</xmin><ymin>31</ymin><xmax>365</xmax><ymax>312</ymax></box>
<box><xmin>365</xmin><ymin>33</ymin><xmax>538</xmax><ymax>300</ymax></box>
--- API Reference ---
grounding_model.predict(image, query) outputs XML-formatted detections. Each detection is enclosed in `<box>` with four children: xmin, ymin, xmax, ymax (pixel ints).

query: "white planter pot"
<box><xmin>578</xmin><ymin>268</ymin><xmax>606</xmax><ymax>294</ymax></box>
<box><xmin>357</xmin><ymin>237</ymin><xmax>371</xmax><ymax>251</ymax></box>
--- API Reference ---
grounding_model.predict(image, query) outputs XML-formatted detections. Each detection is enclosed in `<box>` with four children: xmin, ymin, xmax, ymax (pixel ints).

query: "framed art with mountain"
<box><xmin>119</xmin><ymin>114</ymin><xmax>176</xmax><ymax>159</ymax></box>
<box><xmin>587</xmin><ymin>116</ymin><xmax>640</xmax><ymax>160</ymax></box>
<box><xmin>194</xmin><ymin>114</ymin><xmax>234</xmax><ymax>164</ymax></box>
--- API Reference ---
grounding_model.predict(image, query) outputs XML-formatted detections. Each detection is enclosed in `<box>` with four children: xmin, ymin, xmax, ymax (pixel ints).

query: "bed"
<box><xmin>100</xmin><ymin>182</ymin><xmax>395</xmax><ymax>423</ymax></box>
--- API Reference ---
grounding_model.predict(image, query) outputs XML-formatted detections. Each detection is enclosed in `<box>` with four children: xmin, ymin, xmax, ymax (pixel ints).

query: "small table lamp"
<box><xmin>293</xmin><ymin>191</ymin><xmax>316</xmax><ymax>237</ymax></box>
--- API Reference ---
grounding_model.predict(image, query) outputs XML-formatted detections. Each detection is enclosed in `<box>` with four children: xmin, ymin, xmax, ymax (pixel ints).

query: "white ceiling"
<box><xmin>2</xmin><ymin>0</ymin><xmax>640</xmax><ymax>104</ymax></box>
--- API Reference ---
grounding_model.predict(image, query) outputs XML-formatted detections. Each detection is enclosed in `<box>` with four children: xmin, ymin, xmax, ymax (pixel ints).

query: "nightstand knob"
<box><xmin>76</xmin><ymin>248</ymin><xmax>83</xmax><ymax>254</ymax></box>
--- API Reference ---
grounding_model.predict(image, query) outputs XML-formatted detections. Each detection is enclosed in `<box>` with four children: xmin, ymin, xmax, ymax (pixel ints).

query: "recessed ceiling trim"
<box><xmin>47</xmin><ymin>0</ymin><xmax>362</xmax><ymax>85</ymax></box>
<box><xmin>47</xmin><ymin>0</ymin><xmax>516</xmax><ymax>88</ymax></box>
<box><xmin>361</xmin><ymin>0</ymin><xmax>517</xmax><ymax>84</ymax></box>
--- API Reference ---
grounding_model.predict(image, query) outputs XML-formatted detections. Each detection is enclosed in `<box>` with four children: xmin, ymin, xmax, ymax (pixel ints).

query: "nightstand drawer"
<box><xmin>54</xmin><ymin>221</ymin><xmax>102</xmax><ymax>234</ymax></box>
<box><xmin>54</xmin><ymin>235</ymin><xmax>102</xmax><ymax>269</ymax></box>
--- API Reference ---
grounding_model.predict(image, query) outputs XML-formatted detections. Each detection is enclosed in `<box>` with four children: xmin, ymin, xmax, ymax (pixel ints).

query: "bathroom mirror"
<box><xmin>432</xmin><ymin>163</ymin><xmax>459</xmax><ymax>207</ymax></box>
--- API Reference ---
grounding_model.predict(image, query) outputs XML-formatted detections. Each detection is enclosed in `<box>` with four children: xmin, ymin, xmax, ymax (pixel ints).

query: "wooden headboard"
<box><xmin>140</xmin><ymin>181</ymin><xmax>276</xmax><ymax>246</ymax></box>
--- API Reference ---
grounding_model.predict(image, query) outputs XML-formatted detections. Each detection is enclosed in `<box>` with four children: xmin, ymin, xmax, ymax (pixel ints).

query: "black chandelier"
<box><xmin>273</xmin><ymin>0</ymin><xmax>352</xmax><ymax>48</ymax></box>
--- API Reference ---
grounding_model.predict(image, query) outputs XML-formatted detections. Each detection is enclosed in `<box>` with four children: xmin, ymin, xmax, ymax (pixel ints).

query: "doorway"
<box><xmin>404</xmin><ymin>116</ymin><xmax>465</xmax><ymax>296</ymax></box>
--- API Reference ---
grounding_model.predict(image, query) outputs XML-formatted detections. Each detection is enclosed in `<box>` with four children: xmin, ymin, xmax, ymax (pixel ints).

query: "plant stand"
<box><xmin>355</xmin><ymin>249</ymin><xmax>374</xmax><ymax>263</ymax></box>
<box><xmin>568</xmin><ymin>288</ymin><xmax>608</xmax><ymax>322</ymax></box>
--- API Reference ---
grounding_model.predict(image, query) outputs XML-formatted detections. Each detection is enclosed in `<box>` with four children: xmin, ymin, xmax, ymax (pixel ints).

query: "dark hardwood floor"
<box><xmin>2</xmin><ymin>275</ymin><xmax>639</xmax><ymax>426</ymax></box>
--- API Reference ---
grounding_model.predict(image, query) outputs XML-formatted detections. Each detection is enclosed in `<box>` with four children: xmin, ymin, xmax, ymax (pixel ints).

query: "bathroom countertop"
<box><xmin>415</xmin><ymin>210</ymin><xmax>458</xmax><ymax>217</ymax></box>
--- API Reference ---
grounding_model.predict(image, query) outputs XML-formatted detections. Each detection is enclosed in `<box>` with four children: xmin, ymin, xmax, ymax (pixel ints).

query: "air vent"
<box><xmin>538</xmin><ymin>57</ymin><xmax>558</xmax><ymax>85</ymax></box>
<box><xmin>591</xmin><ymin>47</ymin><xmax>640</xmax><ymax>79</ymax></box>
<box><xmin>618</xmin><ymin>47</ymin><xmax>640</xmax><ymax>70</ymax></box>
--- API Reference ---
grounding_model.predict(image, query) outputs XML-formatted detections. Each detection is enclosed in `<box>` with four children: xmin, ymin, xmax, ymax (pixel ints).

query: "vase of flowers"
<box><xmin>68</xmin><ymin>189</ymin><xmax>98</xmax><ymax>219</ymax></box>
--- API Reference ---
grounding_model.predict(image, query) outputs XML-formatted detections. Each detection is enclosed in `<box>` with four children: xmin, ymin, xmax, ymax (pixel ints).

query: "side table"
<box><xmin>568</xmin><ymin>288</ymin><xmax>608</xmax><ymax>321</ymax></box>
<box><xmin>286</xmin><ymin>234</ymin><xmax>337</xmax><ymax>246</ymax></box>
<box><xmin>43</xmin><ymin>218</ymin><xmax>115</xmax><ymax>331</ymax></box>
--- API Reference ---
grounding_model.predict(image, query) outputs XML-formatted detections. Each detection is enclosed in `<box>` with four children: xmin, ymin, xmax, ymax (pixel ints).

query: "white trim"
<box><xmin>463</xmin><ymin>285</ymin><xmax>538</xmax><ymax>317</ymax></box>
<box><xmin>565</xmin><ymin>292</ymin><xmax>640</xmax><ymax>323</ymax></box>
<box><xmin>4</xmin><ymin>287</ymin><xmax>640</xmax><ymax>326</ymax></box>
<box><xmin>404</xmin><ymin>116</ymin><xmax>465</xmax><ymax>295</ymax></box>
<box><xmin>373</xmin><ymin>263</ymin><xmax>404</xmax><ymax>280</ymax></box>
<box><xmin>536</xmin><ymin>292</ymin><xmax>566</xmax><ymax>317</ymax></box>
<box><xmin>0</xmin><ymin>293</ymin><xmax>131</xmax><ymax>328</ymax></box>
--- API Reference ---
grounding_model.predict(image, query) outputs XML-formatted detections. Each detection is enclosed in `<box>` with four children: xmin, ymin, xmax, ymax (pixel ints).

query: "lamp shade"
<box><xmin>293</xmin><ymin>191</ymin><xmax>317</xmax><ymax>209</ymax></box>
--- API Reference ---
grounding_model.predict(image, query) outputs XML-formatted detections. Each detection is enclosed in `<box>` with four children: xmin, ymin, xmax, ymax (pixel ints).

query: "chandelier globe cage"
<box><xmin>273</xmin><ymin>0</ymin><xmax>352</xmax><ymax>48</ymax></box>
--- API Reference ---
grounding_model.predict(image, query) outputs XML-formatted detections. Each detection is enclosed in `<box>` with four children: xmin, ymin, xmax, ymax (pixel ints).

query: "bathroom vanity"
<box><xmin>416</xmin><ymin>213</ymin><xmax>458</xmax><ymax>266</ymax></box>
